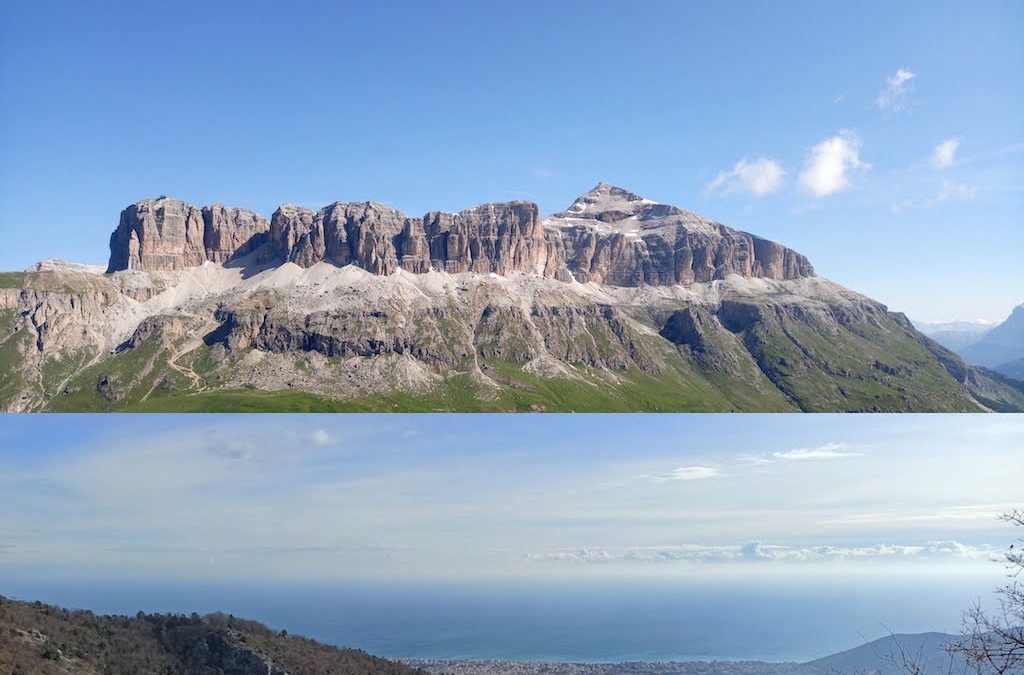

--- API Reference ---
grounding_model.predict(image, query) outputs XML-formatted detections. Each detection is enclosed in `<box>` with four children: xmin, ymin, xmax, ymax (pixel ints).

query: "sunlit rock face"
<box><xmin>106</xmin><ymin>197</ymin><xmax>270</xmax><ymax>272</ymax></box>
<box><xmin>106</xmin><ymin>184</ymin><xmax>813</xmax><ymax>287</ymax></box>
<box><xmin>544</xmin><ymin>183</ymin><xmax>814</xmax><ymax>285</ymax></box>
<box><xmin>106</xmin><ymin>197</ymin><xmax>207</xmax><ymax>272</ymax></box>
<box><xmin>201</xmin><ymin>205</ymin><xmax>270</xmax><ymax>264</ymax></box>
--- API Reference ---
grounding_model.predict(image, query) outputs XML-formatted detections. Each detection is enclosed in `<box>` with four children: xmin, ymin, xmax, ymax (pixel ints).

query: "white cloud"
<box><xmin>668</xmin><ymin>466</ymin><xmax>720</xmax><ymax>480</ymax></box>
<box><xmin>204</xmin><ymin>433</ymin><xmax>256</xmax><ymax>461</ymax></box>
<box><xmin>890</xmin><ymin>178</ymin><xmax>978</xmax><ymax>214</ymax></box>
<box><xmin>705</xmin><ymin>157</ymin><xmax>786</xmax><ymax>197</ymax></box>
<box><xmin>645</xmin><ymin>466</ymin><xmax>721</xmax><ymax>482</ymax></box>
<box><xmin>309</xmin><ymin>429</ymin><xmax>333</xmax><ymax>446</ymax></box>
<box><xmin>798</xmin><ymin>131</ymin><xmax>869</xmax><ymax>197</ymax></box>
<box><xmin>931</xmin><ymin>138</ymin><xmax>960</xmax><ymax>168</ymax></box>
<box><xmin>737</xmin><ymin>455</ymin><xmax>775</xmax><ymax>467</ymax></box>
<box><xmin>829</xmin><ymin>503</ymin><xmax>1018</xmax><ymax>525</ymax></box>
<box><xmin>739</xmin><ymin>541</ymin><xmax>770</xmax><ymax>559</ymax></box>
<box><xmin>937</xmin><ymin>179</ymin><xmax>976</xmax><ymax>202</ymax></box>
<box><xmin>525</xmin><ymin>540</ymin><xmax>995</xmax><ymax>565</ymax></box>
<box><xmin>876</xmin><ymin>68</ymin><xmax>916</xmax><ymax>112</ymax></box>
<box><xmin>773</xmin><ymin>442</ymin><xmax>863</xmax><ymax>461</ymax></box>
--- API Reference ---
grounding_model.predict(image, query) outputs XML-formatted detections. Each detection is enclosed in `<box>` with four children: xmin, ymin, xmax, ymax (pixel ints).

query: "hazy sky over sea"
<box><xmin>0</xmin><ymin>1</ymin><xmax>1021</xmax><ymax>322</ymax></box>
<box><xmin>0</xmin><ymin>414</ymin><xmax>1018</xmax><ymax>583</ymax></box>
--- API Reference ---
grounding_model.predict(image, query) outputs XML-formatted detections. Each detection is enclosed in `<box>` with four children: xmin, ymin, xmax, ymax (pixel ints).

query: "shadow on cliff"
<box><xmin>221</xmin><ymin>233</ymin><xmax>286</xmax><ymax>280</ymax></box>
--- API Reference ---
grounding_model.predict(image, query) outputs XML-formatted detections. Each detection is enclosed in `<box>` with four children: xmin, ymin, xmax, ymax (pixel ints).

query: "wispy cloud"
<box><xmin>649</xmin><ymin>443</ymin><xmax>863</xmax><ymax>480</ymax></box>
<box><xmin>739</xmin><ymin>442</ymin><xmax>864</xmax><ymax>465</ymax></box>
<box><xmin>799</xmin><ymin>131</ymin><xmax>869</xmax><ymax>197</ymax></box>
<box><xmin>1</xmin><ymin>417</ymin><xmax>1019</xmax><ymax>581</ymax></box>
<box><xmin>773</xmin><ymin>442</ymin><xmax>864</xmax><ymax>461</ymax></box>
<box><xmin>876</xmin><ymin>68</ymin><xmax>916</xmax><ymax>113</ymax></box>
<box><xmin>645</xmin><ymin>466</ymin><xmax>721</xmax><ymax>482</ymax></box>
<box><xmin>937</xmin><ymin>179</ymin><xmax>976</xmax><ymax>202</ymax></box>
<box><xmin>705</xmin><ymin>157</ymin><xmax>786</xmax><ymax>197</ymax></box>
<box><xmin>891</xmin><ymin>179</ymin><xmax>977</xmax><ymax>214</ymax></box>
<box><xmin>204</xmin><ymin>432</ymin><xmax>256</xmax><ymax>461</ymax></box>
<box><xmin>525</xmin><ymin>540</ymin><xmax>995</xmax><ymax>565</ymax></box>
<box><xmin>828</xmin><ymin>503</ymin><xmax>1017</xmax><ymax>525</ymax></box>
<box><xmin>309</xmin><ymin>428</ymin><xmax>334</xmax><ymax>446</ymax></box>
<box><xmin>931</xmin><ymin>138</ymin><xmax>961</xmax><ymax>169</ymax></box>
<box><xmin>100</xmin><ymin>542</ymin><xmax>416</xmax><ymax>556</ymax></box>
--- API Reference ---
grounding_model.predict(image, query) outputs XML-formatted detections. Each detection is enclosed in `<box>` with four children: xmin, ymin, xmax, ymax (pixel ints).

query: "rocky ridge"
<box><xmin>105</xmin><ymin>183</ymin><xmax>813</xmax><ymax>286</ymax></box>
<box><xmin>1</xmin><ymin>185</ymin><xmax>1021</xmax><ymax>412</ymax></box>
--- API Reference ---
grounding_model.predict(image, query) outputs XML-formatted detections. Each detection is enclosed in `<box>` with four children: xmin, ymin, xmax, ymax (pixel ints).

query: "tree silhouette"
<box><xmin>943</xmin><ymin>509</ymin><xmax>1024</xmax><ymax>675</ymax></box>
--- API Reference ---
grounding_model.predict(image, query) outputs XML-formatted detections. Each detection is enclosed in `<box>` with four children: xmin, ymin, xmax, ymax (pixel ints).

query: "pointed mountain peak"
<box><xmin>563</xmin><ymin>183</ymin><xmax>653</xmax><ymax>217</ymax></box>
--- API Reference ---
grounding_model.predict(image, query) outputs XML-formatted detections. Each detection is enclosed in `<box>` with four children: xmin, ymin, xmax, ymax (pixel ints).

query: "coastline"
<box><xmin>403</xmin><ymin>659</ymin><xmax>814</xmax><ymax>675</ymax></box>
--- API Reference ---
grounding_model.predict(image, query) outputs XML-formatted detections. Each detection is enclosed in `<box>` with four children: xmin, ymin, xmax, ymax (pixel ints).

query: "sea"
<box><xmin>0</xmin><ymin>574</ymin><xmax>996</xmax><ymax>663</ymax></box>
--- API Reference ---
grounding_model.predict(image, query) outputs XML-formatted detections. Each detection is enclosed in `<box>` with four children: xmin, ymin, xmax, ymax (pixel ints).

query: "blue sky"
<box><xmin>1</xmin><ymin>1</ymin><xmax>1021</xmax><ymax>321</ymax></box>
<box><xmin>0</xmin><ymin>414</ymin><xmax>1019</xmax><ymax>583</ymax></box>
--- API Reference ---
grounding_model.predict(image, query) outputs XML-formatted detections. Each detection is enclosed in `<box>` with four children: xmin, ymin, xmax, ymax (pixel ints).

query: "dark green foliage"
<box><xmin>0</xmin><ymin>595</ymin><xmax>428</xmax><ymax>675</ymax></box>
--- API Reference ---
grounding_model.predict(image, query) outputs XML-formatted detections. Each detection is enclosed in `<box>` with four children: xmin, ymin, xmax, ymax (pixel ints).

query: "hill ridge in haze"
<box><xmin>0</xmin><ymin>594</ymin><xmax>963</xmax><ymax>675</ymax></box>
<box><xmin>0</xmin><ymin>594</ymin><xmax>426</xmax><ymax>675</ymax></box>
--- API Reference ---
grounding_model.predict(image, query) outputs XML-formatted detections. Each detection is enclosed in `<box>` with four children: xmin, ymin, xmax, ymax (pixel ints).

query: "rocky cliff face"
<box><xmin>203</xmin><ymin>204</ymin><xmax>271</xmax><ymax>263</ymax></box>
<box><xmin>107</xmin><ymin>197</ymin><xmax>206</xmax><ymax>272</ymax></box>
<box><xmin>545</xmin><ymin>184</ymin><xmax>814</xmax><ymax>284</ymax></box>
<box><xmin>106</xmin><ymin>184</ymin><xmax>813</xmax><ymax>287</ymax></box>
<box><xmin>263</xmin><ymin>200</ymin><xmax>550</xmax><ymax>276</ymax></box>
<box><xmin>5</xmin><ymin>258</ymin><xmax>1023</xmax><ymax>412</ymax></box>
<box><xmin>13</xmin><ymin>183</ymin><xmax>1019</xmax><ymax>412</ymax></box>
<box><xmin>106</xmin><ymin>197</ymin><xmax>270</xmax><ymax>272</ymax></box>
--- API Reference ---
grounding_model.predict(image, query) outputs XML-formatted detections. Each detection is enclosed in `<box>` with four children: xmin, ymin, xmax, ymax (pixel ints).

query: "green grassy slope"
<box><xmin>9</xmin><ymin>283</ymin><xmax>1021</xmax><ymax>412</ymax></box>
<box><xmin>738</xmin><ymin>312</ymin><xmax>981</xmax><ymax>412</ymax></box>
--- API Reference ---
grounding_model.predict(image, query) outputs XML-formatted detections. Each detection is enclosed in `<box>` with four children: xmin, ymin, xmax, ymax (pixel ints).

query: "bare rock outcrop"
<box><xmin>105</xmin><ymin>184</ymin><xmax>814</xmax><ymax>287</ymax></box>
<box><xmin>263</xmin><ymin>204</ymin><xmax>317</xmax><ymax>264</ymax></box>
<box><xmin>420</xmin><ymin>201</ymin><xmax>548</xmax><ymax>275</ymax></box>
<box><xmin>262</xmin><ymin>200</ymin><xmax>548</xmax><ymax>276</ymax></box>
<box><xmin>106</xmin><ymin>198</ymin><xmax>270</xmax><ymax>272</ymax></box>
<box><xmin>546</xmin><ymin>183</ymin><xmax>814</xmax><ymax>285</ymax></box>
<box><xmin>287</xmin><ymin>201</ymin><xmax>410</xmax><ymax>272</ymax></box>
<box><xmin>202</xmin><ymin>205</ymin><xmax>270</xmax><ymax>263</ymax></box>
<box><xmin>107</xmin><ymin>197</ymin><xmax>207</xmax><ymax>272</ymax></box>
<box><xmin>207</xmin><ymin>296</ymin><xmax>658</xmax><ymax>374</ymax></box>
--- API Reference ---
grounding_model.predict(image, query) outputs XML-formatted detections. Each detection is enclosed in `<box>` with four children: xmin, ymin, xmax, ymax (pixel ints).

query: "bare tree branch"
<box><xmin>942</xmin><ymin>509</ymin><xmax>1024</xmax><ymax>675</ymax></box>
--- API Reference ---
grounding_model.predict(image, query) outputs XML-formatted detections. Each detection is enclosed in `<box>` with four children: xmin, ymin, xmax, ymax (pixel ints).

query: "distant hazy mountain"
<box><xmin>913</xmin><ymin>319</ymin><xmax>995</xmax><ymax>351</ymax></box>
<box><xmin>806</xmin><ymin>632</ymin><xmax>966</xmax><ymax>675</ymax></box>
<box><xmin>959</xmin><ymin>304</ymin><xmax>1024</xmax><ymax>380</ymax></box>
<box><xmin>411</xmin><ymin>632</ymin><xmax>973</xmax><ymax>675</ymax></box>
<box><xmin>914</xmin><ymin>305</ymin><xmax>1024</xmax><ymax>381</ymax></box>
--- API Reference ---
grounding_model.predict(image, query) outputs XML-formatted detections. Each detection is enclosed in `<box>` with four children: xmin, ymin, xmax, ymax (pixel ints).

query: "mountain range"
<box><xmin>0</xmin><ymin>594</ymin><xmax>963</xmax><ymax>675</ymax></box>
<box><xmin>916</xmin><ymin>306</ymin><xmax>1024</xmax><ymax>381</ymax></box>
<box><xmin>2</xmin><ymin>183</ymin><xmax>1022</xmax><ymax>412</ymax></box>
<box><xmin>913</xmin><ymin>319</ymin><xmax>998</xmax><ymax>352</ymax></box>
